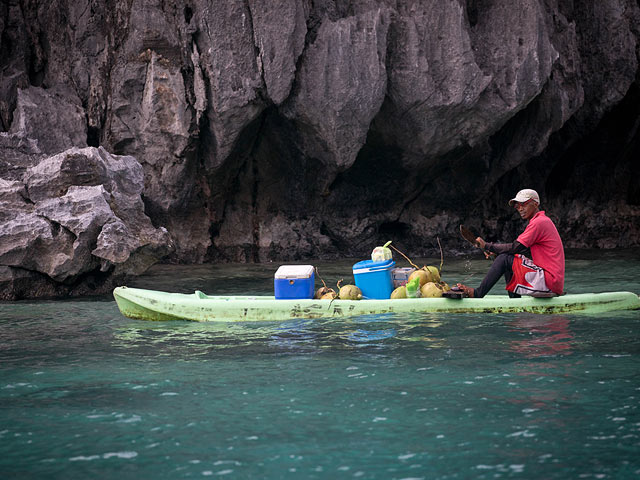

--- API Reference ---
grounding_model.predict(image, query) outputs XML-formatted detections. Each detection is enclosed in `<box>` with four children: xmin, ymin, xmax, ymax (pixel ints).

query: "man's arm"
<box><xmin>485</xmin><ymin>240</ymin><xmax>528</xmax><ymax>255</ymax></box>
<box><xmin>476</xmin><ymin>237</ymin><xmax>529</xmax><ymax>255</ymax></box>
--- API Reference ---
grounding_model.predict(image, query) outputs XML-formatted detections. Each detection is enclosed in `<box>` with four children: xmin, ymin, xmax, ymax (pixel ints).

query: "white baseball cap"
<box><xmin>508</xmin><ymin>189</ymin><xmax>540</xmax><ymax>207</ymax></box>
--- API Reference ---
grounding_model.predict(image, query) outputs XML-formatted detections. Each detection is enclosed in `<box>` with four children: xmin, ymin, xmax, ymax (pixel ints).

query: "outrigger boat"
<box><xmin>113</xmin><ymin>286</ymin><xmax>640</xmax><ymax>322</ymax></box>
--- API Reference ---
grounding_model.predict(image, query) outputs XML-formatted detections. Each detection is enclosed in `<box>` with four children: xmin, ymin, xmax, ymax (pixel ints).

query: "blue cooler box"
<box><xmin>353</xmin><ymin>259</ymin><xmax>396</xmax><ymax>299</ymax></box>
<box><xmin>274</xmin><ymin>265</ymin><xmax>315</xmax><ymax>299</ymax></box>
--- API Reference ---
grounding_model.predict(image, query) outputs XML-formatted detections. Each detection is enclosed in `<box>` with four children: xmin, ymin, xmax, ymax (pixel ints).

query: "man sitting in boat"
<box><xmin>457</xmin><ymin>189</ymin><xmax>565</xmax><ymax>298</ymax></box>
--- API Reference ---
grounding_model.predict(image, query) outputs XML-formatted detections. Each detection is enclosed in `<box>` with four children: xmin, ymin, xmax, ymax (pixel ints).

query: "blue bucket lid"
<box><xmin>353</xmin><ymin>259</ymin><xmax>396</xmax><ymax>271</ymax></box>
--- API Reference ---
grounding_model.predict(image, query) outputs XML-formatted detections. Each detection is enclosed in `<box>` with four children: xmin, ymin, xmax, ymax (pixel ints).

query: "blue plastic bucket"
<box><xmin>352</xmin><ymin>259</ymin><xmax>396</xmax><ymax>299</ymax></box>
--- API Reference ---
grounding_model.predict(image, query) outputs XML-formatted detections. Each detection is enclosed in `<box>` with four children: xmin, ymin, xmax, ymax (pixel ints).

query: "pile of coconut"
<box><xmin>315</xmin><ymin>280</ymin><xmax>363</xmax><ymax>300</ymax></box>
<box><xmin>389</xmin><ymin>240</ymin><xmax>451</xmax><ymax>299</ymax></box>
<box><xmin>390</xmin><ymin>266</ymin><xmax>451</xmax><ymax>299</ymax></box>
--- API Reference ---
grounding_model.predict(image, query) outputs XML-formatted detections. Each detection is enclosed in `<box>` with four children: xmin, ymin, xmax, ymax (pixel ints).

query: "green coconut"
<box><xmin>408</xmin><ymin>269</ymin><xmax>429</xmax><ymax>287</ymax></box>
<box><xmin>439</xmin><ymin>281</ymin><xmax>451</xmax><ymax>292</ymax></box>
<box><xmin>425</xmin><ymin>266</ymin><xmax>441</xmax><ymax>283</ymax></box>
<box><xmin>421</xmin><ymin>282</ymin><xmax>443</xmax><ymax>298</ymax></box>
<box><xmin>339</xmin><ymin>284</ymin><xmax>362</xmax><ymax>300</ymax></box>
<box><xmin>390</xmin><ymin>286</ymin><xmax>407</xmax><ymax>299</ymax></box>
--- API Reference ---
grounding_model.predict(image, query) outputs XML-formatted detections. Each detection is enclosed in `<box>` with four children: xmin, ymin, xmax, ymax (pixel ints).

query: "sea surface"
<box><xmin>1</xmin><ymin>250</ymin><xmax>639</xmax><ymax>479</ymax></box>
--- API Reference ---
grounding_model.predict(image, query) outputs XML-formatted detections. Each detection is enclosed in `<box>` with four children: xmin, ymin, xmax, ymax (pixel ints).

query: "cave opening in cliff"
<box><xmin>326</xmin><ymin>130</ymin><xmax>407</xmax><ymax>211</ymax></box>
<box><xmin>377</xmin><ymin>220</ymin><xmax>410</xmax><ymax>237</ymax></box>
<box><xmin>546</xmin><ymin>82</ymin><xmax>640</xmax><ymax>206</ymax></box>
<box><xmin>87</xmin><ymin>126</ymin><xmax>100</xmax><ymax>147</ymax></box>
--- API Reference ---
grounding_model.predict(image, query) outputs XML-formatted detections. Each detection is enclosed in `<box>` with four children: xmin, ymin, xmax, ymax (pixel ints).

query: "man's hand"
<box><xmin>475</xmin><ymin>237</ymin><xmax>495</xmax><ymax>259</ymax></box>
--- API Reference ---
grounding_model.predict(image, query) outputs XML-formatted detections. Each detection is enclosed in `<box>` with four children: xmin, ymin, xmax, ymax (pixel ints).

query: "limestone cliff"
<box><xmin>1</xmin><ymin>0</ymin><xmax>639</xmax><ymax>298</ymax></box>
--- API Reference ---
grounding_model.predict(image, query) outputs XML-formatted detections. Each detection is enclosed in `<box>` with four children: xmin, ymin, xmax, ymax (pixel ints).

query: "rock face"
<box><xmin>1</xmin><ymin>0</ymin><xmax>640</xmax><ymax>298</ymax></box>
<box><xmin>0</xmin><ymin>143</ymin><xmax>172</xmax><ymax>299</ymax></box>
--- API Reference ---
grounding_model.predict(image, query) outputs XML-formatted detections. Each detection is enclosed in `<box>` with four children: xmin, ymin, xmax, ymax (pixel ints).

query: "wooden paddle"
<box><xmin>460</xmin><ymin>225</ymin><xmax>494</xmax><ymax>259</ymax></box>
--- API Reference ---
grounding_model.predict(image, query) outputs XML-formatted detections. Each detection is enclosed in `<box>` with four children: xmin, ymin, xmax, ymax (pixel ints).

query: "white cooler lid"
<box><xmin>275</xmin><ymin>265</ymin><xmax>315</xmax><ymax>279</ymax></box>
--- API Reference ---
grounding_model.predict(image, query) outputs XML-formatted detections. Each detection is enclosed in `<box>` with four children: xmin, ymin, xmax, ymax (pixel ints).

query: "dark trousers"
<box><xmin>474</xmin><ymin>253</ymin><xmax>521</xmax><ymax>298</ymax></box>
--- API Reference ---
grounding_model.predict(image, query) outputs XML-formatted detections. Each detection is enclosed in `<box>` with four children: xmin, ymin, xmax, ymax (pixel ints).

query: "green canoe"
<box><xmin>113</xmin><ymin>286</ymin><xmax>640</xmax><ymax>322</ymax></box>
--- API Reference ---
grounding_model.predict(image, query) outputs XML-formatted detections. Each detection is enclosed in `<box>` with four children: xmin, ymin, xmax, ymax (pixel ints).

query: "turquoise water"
<box><xmin>1</xmin><ymin>251</ymin><xmax>640</xmax><ymax>479</ymax></box>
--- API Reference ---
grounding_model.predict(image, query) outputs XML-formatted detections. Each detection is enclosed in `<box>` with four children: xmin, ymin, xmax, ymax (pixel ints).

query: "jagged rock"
<box><xmin>249</xmin><ymin>0</ymin><xmax>308</xmax><ymax>106</ymax></box>
<box><xmin>194</xmin><ymin>1</ymin><xmax>266</xmax><ymax>164</ymax></box>
<box><xmin>0</xmin><ymin>132</ymin><xmax>42</xmax><ymax>181</ymax></box>
<box><xmin>282</xmin><ymin>8</ymin><xmax>389</xmax><ymax>170</ymax></box>
<box><xmin>9</xmin><ymin>85</ymin><xmax>87</xmax><ymax>154</ymax></box>
<box><xmin>0</xmin><ymin>147</ymin><xmax>173</xmax><ymax>299</ymax></box>
<box><xmin>0</xmin><ymin>84</ymin><xmax>86</xmax><ymax>182</ymax></box>
<box><xmin>0</xmin><ymin>212</ymin><xmax>61</xmax><ymax>275</ymax></box>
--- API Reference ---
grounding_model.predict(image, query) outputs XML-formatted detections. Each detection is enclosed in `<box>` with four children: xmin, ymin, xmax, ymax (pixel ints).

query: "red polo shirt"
<box><xmin>516</xmin><ymin>211</ymin><xmax>565</xmax><ymax>294</ymax></box>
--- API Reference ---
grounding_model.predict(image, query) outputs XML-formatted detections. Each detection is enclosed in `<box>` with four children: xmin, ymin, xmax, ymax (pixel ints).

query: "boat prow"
<box><xmin>113</xmin><ymin>287</ymin><xmax>640</xmax><ymax>322</ymax></box>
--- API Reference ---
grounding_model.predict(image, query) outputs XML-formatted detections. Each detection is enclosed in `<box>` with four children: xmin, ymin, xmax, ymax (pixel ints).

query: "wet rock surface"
<box><xmin>1</xmin><ymin>0</ymin><xmax>639</xmax><ymax>298</ymax></box>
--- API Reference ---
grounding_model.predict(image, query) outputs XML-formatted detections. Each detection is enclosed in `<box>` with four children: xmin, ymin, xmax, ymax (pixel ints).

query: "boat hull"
<box><xmin>113</xmin><ymin>287</ymin><xmax>640</xmax><ymax>322</ymax></box>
